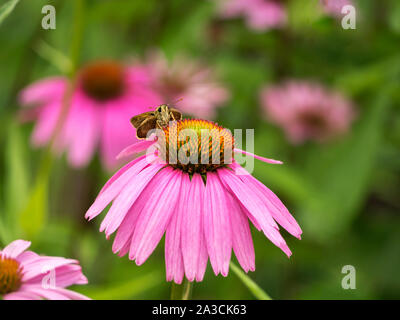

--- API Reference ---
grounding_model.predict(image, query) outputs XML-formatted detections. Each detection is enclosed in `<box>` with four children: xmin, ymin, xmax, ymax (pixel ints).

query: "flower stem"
<box><xmin>18</xmin><ymin>0</ymin><xmax>85</xmax><ymax>238</ymax></box>
<box><xmin>230</xmin><ymin>262</ymin><xmax>272</xmax><ymax>300</ymax></box>
<box><xmin>170</xmin><ymin>278</ymin><xmax>193</xmax><ymax>300</ymax></box>
<box><xmin>36</xmin><ymin>0</ymin><xmax>85</xmax><ymax>179</ymax></box>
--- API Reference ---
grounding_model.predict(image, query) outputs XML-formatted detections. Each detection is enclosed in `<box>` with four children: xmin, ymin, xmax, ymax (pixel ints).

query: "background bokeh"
<box><xmin>0</xmin><ymin>0</ymin><xmax>399</xmax><ymax>299</ymax></box>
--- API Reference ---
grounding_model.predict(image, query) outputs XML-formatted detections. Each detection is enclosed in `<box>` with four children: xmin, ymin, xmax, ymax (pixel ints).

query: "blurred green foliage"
<box><xmin>0</xmin><ymin>0</ymin><xmax>399</xmax><ymax>299</ymax></box>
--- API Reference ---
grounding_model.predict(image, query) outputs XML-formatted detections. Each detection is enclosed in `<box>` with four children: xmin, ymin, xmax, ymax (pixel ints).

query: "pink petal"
<box><xmin>85</xmin><ymin>154</ymin><xmax>154</xmax><ymax>220</ymax></box>
<box><xmin>234</xmin><ymin>148</ymin><xmax>283</xmax><ymax>164</ymax></box>
<box><xmin>100</xmin><ymin>103</ymin><xmax>138</xmax><ymax>170</ymax></box>
<box><xmin>21</xmin><ymin>257</ymin><xmax>80</xmax><ymax>282</ymax></box>
<box><xmin>165</xmin><ymin>174</ymin><xmax>189</xmax><ymax>283</ymax></box>
<box><xmin>25</xmin><ymin>264</ymin><xmax>87</xmax><ymax>288</ymax></box>
<box><xmin>231</xmin><ymin>162</ymin><xmax>302</xmax><ymax>238</ymax></box>
<box><xmin>116</xmin><ymin>138</ymin><xmax>157</xmax><ymax>160</ymax></box>
<box><xmin>181</xmin><ymin>174</ymin><xmax>205</xmax><ymax>282</ymax></box>
<box><xmin>19</xmin><ymin>285</ymin><xmax>70</xmax><ymax>300</ymax></box>
<box><xmin>112</xmin><ymin>179</ymin><xmax>155</xmax><ymax>255</ymax></box>
<box><xmin>100</xmin><ymin>163</ymin><xmax>164</xmax><ymax>237</ymax></box>
<box><xmin>203</xmin><ymin>172</ymin><xmax>232</xmax><ymax>276</ymax></box>
<box><xmin>129</xmin><ymin>168</ymin><xmax>182</xmax><ymax>265</ymax></box>
<box><xmin>98</xmin><ymin>156</ymin><xmax>143</xmax><ymax>196</ymax></box>
<box><xmin>226</xmin><ymin>193</ymin><xmax>255</xmax><ymax>272</ymax></box>
<box><xmin>19</xmin><ymin>77</ymin><xmax>66</xmax><ymax>106</ymax></box>
<box><xmin>17</xmin><ymin>285</ymin><xmax>89</xmax><ymax>300</ymax></box>
<box><xmin>196</xmin><ymin>235</ymin><xmax>208</xmax><ymax>282</ymax></box>
<box><xmin>65</xmin><ymin>99</ymin><xmax>99</xmax><ymax>168</ymax></box>
<box><xmin>217</xmin><ymin>168</ymin><xmax>278</xmax><ymax>231</ymax></box>
<box><xmin>49</xmin><ymin>287</ymin><xmax>90</xmax><ymax>300</ymax></box>
<box><xmin>112</xmin><ymin>207</ymin><xmax>141</xmax><ymax>256</ymax></box>
<box><xmin>217</xmin><ymin>168</ymin><xmax>292</xmax><ymax>257</ymax></box>
<box><xmin>3</xmin><ymin>291</ymin><xmax>39</xmax><ymax>300</ymax></box>
<box><xmin>31</xmin><ymin>102</ymin><xmax>60</xmax><ymax>147</ymax></box>
<box><xmin>1</xmin><ymin>240</ymin><xmax>31</xmax><ymax>259</ymax></box>
<box><xmin>16</xmin><ymin>251</ymin><xmax>39</xmax><ymax>264</ymax></box>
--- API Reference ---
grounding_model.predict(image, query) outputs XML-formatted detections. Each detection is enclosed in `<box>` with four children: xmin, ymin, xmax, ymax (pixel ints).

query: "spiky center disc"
<box><xmin>80</xmin><ymin>61</ymin><xmax>125</xmax><ymax>101</ymax></box>
<box><xmin>158</xmin><ymin>119</ymin><xmax>234</xmax><ymax>174</ymax></box>
<box><xmin>0</xmin><ymin>257</ymin><xmax>22</xmax><ymax>295</ymax></box>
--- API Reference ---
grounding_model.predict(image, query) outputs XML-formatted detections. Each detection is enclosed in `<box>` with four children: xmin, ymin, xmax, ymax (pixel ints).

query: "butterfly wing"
<box><xmin>169</xmin><ymin>108</ymin><xmax>182</xmax><ymax>121</ymax></box>
<box><xmin>130</xmin><ymin>112</ymin><xmax>154</xmax><ymax>128</ymax></box>
<box><xmin>136</xmin><ymin>117</ymin><xmax>157</xmax><ymax>139</ymax></box>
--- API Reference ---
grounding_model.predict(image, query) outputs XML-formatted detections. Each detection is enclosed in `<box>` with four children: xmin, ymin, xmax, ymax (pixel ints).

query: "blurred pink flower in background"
<box><xmin>85</xmin><ymin>119</ymin><xmax>302</xmax><ymax>283</ymax></box>
<box><xmin>19</xmin><ymin>60</ymin><xmax>162</xmax><ymax>170</ymax></box>
<box><xmin>218</xmin><ymin>0</ymin><xmax>287</xmax><ymax>31</ymax></box>
<box><xmin>260</xmin><ymin>81</ymin><xmax>356</xmax><ymax>144</ymax></box>
<box><xmin>320</xmin><ymin>0</ymin><xmax>354</xmax><ymax>17</ymax></box>
<box><xmin>145</xmin><ymin>51</ymin><xmax>229</xmax><ymax>119</ymax></box>
<box><xmin>0</xmin><ymin>240</ymin><xmax>88</xmax><ymax>300</ymax></box>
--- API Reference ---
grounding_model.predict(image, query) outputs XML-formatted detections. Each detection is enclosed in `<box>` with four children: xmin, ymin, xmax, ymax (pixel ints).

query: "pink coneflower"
<box><xmin>19</xmin><ymin>60</ymin><xmax>162</xmax><ymax>170</ymax></box>
<box><xmin>85</xmin><ymin>118</ymin><xmax>302</xmax><ymax>283</ymax></box>
<box><xmin>260</xmin><ymin>81</ymin><xmax>356</xmax><ymax>144</ymax></box>
<box><xmin>145</xmin><ymin>52</ymin><xmax>229</xmax><ymax>119</ymax></box>
<box><xmin>320</xmin><ymin>0</ymin><xmax>354</xmax><ymax>17</ymax></box>
<box><xmin>218</xmin><ymin>0</ymin><xmax>287</xmax><ymax>31</ymax></box>
<box><xmin>0</xmin><ymin>240</ymin><xmax>88</xmax><ymax>300</ymax></box>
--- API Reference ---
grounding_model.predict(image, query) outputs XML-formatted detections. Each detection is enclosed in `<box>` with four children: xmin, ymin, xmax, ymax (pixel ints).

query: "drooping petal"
<box><xmin>181</xmin><ymin>173</ymin><xmax>205</xmax><ymax>282</ymax></box>
<box><xmin>226</xmin><ymin>193</ymin><xmax>255</xmax><ymax>272</ymax></box>
<box><xmin>217</xmin><ymin>168</ymin><xmax>278</xmax><ymax>231</ymax></box>
<box><xmin>234</xmin><ymin>148</ymin><xmax>283</xmax><ymax>164</ymax></box>
<box><xmin>21</xmin><ymin>257</ymin><xmax>80</xmax><ymax>282</ymax></box>
<box><xmin>48</xmin><ymin>287</ymin><xmax>90</xmax><ymax>300</ymax></box>
<box><xmin>230</xmin><ymin>162</ymin><xmax>302</xmax><ymax>238</ymax></box>
<box><xmin>3</xmin><ymin>291</ymin><xmax>39</xmax><ymax>300</ymax></box>
<box><xmin>19</xmin><ymin>285</ymin><xmax>71</xmax><ymax>300</ymax></box>
<box><xmin>19</xmin><ymin>77</ymin><xmax>66</xmax><ymax>105</ymax></box>
<box><xmin>1</xmin><ymin>240</ymin><xmax>31</xmax><ymax>259</ymax></box>
<box><xmin>100</xmin><ymin>103</ymin><xmax>138</xmax><ymax>170</ymax></box>
<box><xmin>203</xmin><ymin>172</ymin><xmax>232</xmax><ymax>276</ymax></box>
<box><xmin>25</xmin><ymin>264</ymin><xmax>87</xmax><ymax>288</ymax></box>
<box><xmin>165</xmin><ymin>173</ymin><xmax>189</xmax><ymax>283</ymax></box>
<box><xmin>111</xmin><ymin>175</ymin><xmax>156</xmax><ymax>256</ymax></box>
<box><xmin>130</xmin><ymin>168</ymin><xmax>182</xmax><ymax>265</ymax></box>
<box><xmin>98</xmin><ymin>156</ymin><xmax>144</xmax><ymax>196</ymax></box>
<box><xmin>65</xmin><ymin>99</ymin><xmax>100</xmax><ymax>168</ymax></box>
<box><xmin>217</xmin><ymin>168</ymin><xmax>292</xmax><ymax>257</ymax></box>
<box><xmin>16</xmin><ymin>285</ymin><xmax>90</xmax><ymax>300</ymax></box>
<box><xmin>116</xmin><ymin>139</ymin><xmax>157</xmax><ymax>160</ymax></box>
<box><xmin>100</xmin><ymin>163</ymin><xmax>164</xmax><ymax>237</ymax></box>
<box><xmin>15</xmin><ymin>251</ymin><xmax>39</xmax><ymax>264</ymax></box>
<box><xmin>196</xmin><ymin>235</ymin><xmax>208</xmax><ymax>282</ymax></box>
<box><xmin>112</xmin><ymin>207</ymin><xmax>141</xmax><ymax>256</ymax></box>
<box><xmin>31</xmin><ymin>102</ymin><xmax>60</xmax><ymax>147</ymax></box>
<box><xmin>85</xmin><ymin>154</ymin><xmax>155</xmax><ymax>220</ymax></box>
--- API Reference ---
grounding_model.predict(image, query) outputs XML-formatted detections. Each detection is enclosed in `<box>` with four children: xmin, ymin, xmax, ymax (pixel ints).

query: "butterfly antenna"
<box><xmin>173</xmin><ymin>98</ymin><xmax>184</xmax><ymax>104</ymax></box>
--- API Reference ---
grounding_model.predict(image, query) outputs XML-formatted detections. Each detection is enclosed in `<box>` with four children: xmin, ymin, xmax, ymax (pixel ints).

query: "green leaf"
<box><xmin>0</xmin><ymin>0</ymin><xmax>20</xmax><ymax>26</ymax></box>
<box><xmin>77</xmin><ymin>271</ymin><xmax>163</xmax><ymax>300</ymax></box>
<box><xmin>230</xmin><ymin>262</ymin><xmax>272</xmax><ymax>300</ymax></box>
